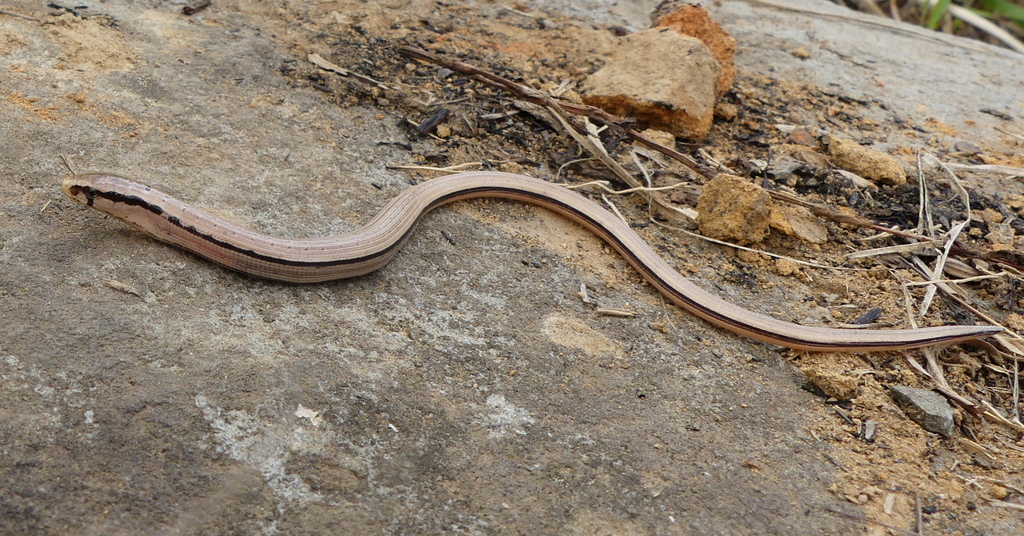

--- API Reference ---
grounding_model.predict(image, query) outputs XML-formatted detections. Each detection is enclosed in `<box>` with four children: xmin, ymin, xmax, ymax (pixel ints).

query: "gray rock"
<box><xmin>889</xmin><ymin>386</ymin><xmax>956</xmax><ymax>438</ymax></box>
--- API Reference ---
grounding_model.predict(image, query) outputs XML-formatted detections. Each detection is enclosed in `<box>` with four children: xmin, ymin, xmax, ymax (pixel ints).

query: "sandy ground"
<box><xmin>1</xmin><ymin>0</ymin><xmax>1022</xmax><ymax>534</ymax></box>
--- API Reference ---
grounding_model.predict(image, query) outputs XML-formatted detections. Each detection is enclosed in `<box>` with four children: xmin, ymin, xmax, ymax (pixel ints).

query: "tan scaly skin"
<box><xmin>62</xmin><ymin>172</ymin><xmax>1003</xmax><ymax>351</ymax></box>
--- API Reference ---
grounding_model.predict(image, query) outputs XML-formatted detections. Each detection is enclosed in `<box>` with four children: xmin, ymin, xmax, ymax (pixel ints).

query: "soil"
<box><xmin>1</xmin><ymin>0</ymin><xmax>1022</xmax><ymax>534</ymax></box>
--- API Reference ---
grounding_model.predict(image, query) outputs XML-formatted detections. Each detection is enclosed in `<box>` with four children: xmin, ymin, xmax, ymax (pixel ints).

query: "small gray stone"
<box><xmin>954</xmin><ymin>140</ymin><xmax>982</xmax><ymax>154</ymax></box>
<box><xmin>889</xmin><ymin>386</ymin><xmax>955</xmax><ymax>438</ymax></box>
<box><xmin>986</xmin><ymin>222</ymin><xmax>1016</xmax><ymax>245</ymax></box>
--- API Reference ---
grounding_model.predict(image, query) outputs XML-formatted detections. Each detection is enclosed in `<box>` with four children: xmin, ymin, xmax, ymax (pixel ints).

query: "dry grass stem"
<box><xmin>498</xmin><ymin>6</ymin><xmax>539</xmax><ymax>19</ymax></box>
<box><xmin>901</xmin><ymin>273</ymin><xmax>1006</xmax><ymax>286</ymax></box>
<box><xmin>695</xmin><ymin>148</ymin><xmax>733</xmax><ymax>174</ymax></box>
<box><xmin>956</xmin><ymin>474</ymin><xmax>1024</xmax><ymax>494</ymax></box>
<box><xmin>60</xmin><ymin>154</ymin><xmax>78</xmax><ymax>174</ymax></box>
<box><xmin>387</xmin><ymin>163</ymin><xmax>483</xmax><ymax>172</ymax></box>
<box><xmin>654</xmin><ymin>221</ymin><xmax>869</xmax><ymax>271</ymax></box>
<box><xmin>741</xmin><ymin>0</ymin><xmax>1001</xmax><ymax>54</ymax></box>
<box><xmin>987</xmin><ymin>500</ymin><xmax>1024</xmax><ymax>511</ymax></box>
<box><xmin>915</xmin><ymin>492</ymin><xmax>924</xmax><ymax>535</ymax></box>
<box><xmin>308</xmin><ymin>53</ymin><xmax>397</xmax><ymax>90</ymax></box>
<box><xmin>596</xmin><ymin>308</ymin><xmax>637</xmax><ymax>317</ymax></box>
<box><xmin>578</xmin><ymin>283</ymin><xmax>592</xmax><ymax>304</ymax></box>
<box><xmin>555</xmin><ymin>158</ymin><xmax>599</xmax><ymax>181</ymax></box>
<box><xmin>920</xmin><ymin>220</ymin><xmax>969</xmax><ymax>316</ymax></box>
<box><xmin>940</xmin><ymin>162</ymin><xmax>1024</xmax><ymax>177</ymax></box>
<box><xmin>564</xmin><ymin>180</ymin><xmax>689</xmax><ymax>196</ymax></box>
<box><xmin>845</xmin><ymin>241</ymin><xmax>942</xmax><ymax>259</ymax></box>
<box><xmin>916</xmin><ymin>151</ymin><xmax>937</xmax><ymax>237</ymax></box>
<box><xmin>600</xmin><ymin>194</ymin><xmax>630</xmax><ymax>226</ymax></box>
<box><xmin>914</xmin><ymin>153</ymin><xmax>973</xmax><ymax>318</ymax></box>
<box><xmin>994</xmin><ymin>127</ymin><xmax>1024</xmax><ymax>143</ymax></box>
<box><xmin>917</xmin><ymin>0</ymin><xmax>1024</xmax><ymax>53</ymax></box>
<box><xmin>397</xmin><ymin>46</ymin><xmax>712</xmax><ymax>178</ymax></box>
<box><xmin>0</xmin><ymin>9</ymin><xmax>38</xmax><ymax>21</ymax></box>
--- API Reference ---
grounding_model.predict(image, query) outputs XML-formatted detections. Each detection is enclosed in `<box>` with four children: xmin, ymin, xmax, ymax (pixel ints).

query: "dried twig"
<box><xmin>917</xmin><ymin>0</ymin><xmax>1024</xmax><ymax>53</ymax></box>
<box><xmin>498</xmin><ymin>6</ymin><xmax>539</xmax><ymax>19</ymax></box>
<box><xmin>741</xmin><ymin>0</ymin><xmax>1002</xmax><ymax>55</ymax></box>
<box><xmin>987</xmin><ymin>499</ymin><xmax>1024</xmax><ymax>511</ymax></box>
<box><xmin>510</xmin><ymin>78</ymin><xmax>697</xmax><ymax>224</ymax></box>
<box><xmin>914</xmin><ymin>153</ymin><xmax>973</xmax><ymax>317</ymax></box>
<box><xmin>942</xmin><ymin>162</ymin><xmax>1024</xmax><ymax>177</ymax></box>
<box><xmin>60</xmin><ymin>154</ymin><xmax>78</xmax><ymax>174</ymax></box>
<box><xmin>954</xmin><ymin>473</ymin><xmax>1024</xmax><ymax>495</ymax></box>
<box><xmin>555</xmin><ymin>158</ymin><xmax>599</xmax><ymax>181</ymax></box>
<box><xmin>654</xmin><ymin>221</ymin><xmax>865</xmax><ymax>271</ymax></box>
<box><xmin>400</xmin><ymin>46</ymin><xmax>710</xmax><ymax>224</ymax></box>
<box><xmin>994</xmin><ymin>126</ymin><xmax>1024</xmax><ymax>143</ymax></box>
<box><xmin>386</xmin><ymin>162</ymin><xmax>483</xmax><ymax>172</ymax></box>
<box><xmin>600</xmin><ymin>194</ymin><xmax>629</xmax><ymax>226</ymax></box>
<box><xmin>596</xmin><ymin>308</ymin><xmax>637</xmax><ymax>317</ymax></box>
<box><xmin>0</xmin><ymin>9</ymin><xmax>39</xmax><ymax>21</ymax></box>
<box><xmin>398</xmin><ymin>47</ymin><xmax>1024</xmax><ymax>273</ymax></box>
<box><xmin>920</xmin><ymin>220</ymin><xmax>967</xmax><ymax>316</ymax></box>
<box><xmin>397</xmin><ymin>45</ymin><xmax>714</xmax><ymax>178</ymax></box>
<box><xmin>564</xmin><ymin>180</ymin><xmax>688</xmax><ymax>196</ymax></box>
<box><xmin>1015</xmin><ymin>356</ymin><xmax>1021</xmax><ymax>424</ymax></box>
<box><xmin>914</xmin><ymin>492</ymin><xmax>923</xmax><ymax>536</ymax></box>
<box><xmin>308</xmin><ymin>53</ymin><xmax>397</xmax><ymax>90</ymax></box>
<box><xmin>902</xmin><ymin>273</ymin><xmax>1005</xmax><ymax>286</ymax></box>
<box><xmin>902</xmin><ymin>255</ymin><xmax>1024</xmax><ymax>360</ymax></box>
<box><xmin>770</xmin><ymin>188</ymin><xmax>1024</xmax><ymax>271</ymax></box>
<box><xmin>916</xmin><ymin>152</ymin><xmax>935</xmax><ymax>237</ymax></box>
<box><xmin>979</xmin><ymin>400</ymin><xmax>1024</xmax><ymax>432</ymax></box>
<box><xmin>846</xmin><ymin>241</ymin><xmax>942</xmax><ymax>259</ymax></box>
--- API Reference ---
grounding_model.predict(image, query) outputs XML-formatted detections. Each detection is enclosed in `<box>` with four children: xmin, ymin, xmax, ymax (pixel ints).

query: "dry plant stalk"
<box><xmin>393</xmin><ymin>47</ymin><xmax>1024</xmax><ymax>272</ymax></box>
<box><xmin>397</xmin><ymin>46</ymin><xmax>715</xmax><ymax>178</ymax></box>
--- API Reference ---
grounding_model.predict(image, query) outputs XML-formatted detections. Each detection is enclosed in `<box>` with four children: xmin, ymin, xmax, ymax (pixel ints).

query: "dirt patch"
<box><xmin>542</xmin><ymin>314</ymin><xmax>623</xmax><ymax>358</ymax></box>
<box><xmin>44</xmin><ymin>13</ymin><xmax>136</xmax><ymax>70</ymax></box>
<box><xmin>0</xmin><ymin>26</ymin><xmax>26</xmax><ymax>55</ymax></box>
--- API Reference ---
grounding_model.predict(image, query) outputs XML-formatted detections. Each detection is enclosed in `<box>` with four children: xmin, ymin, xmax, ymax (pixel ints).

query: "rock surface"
<box><xmin>3</xmin><ymin>0</ymin><xmax>1023</xmax><ymax>534</ymax></box>
<box><xmin>0</xmin><ymin>3</ymin><xmax>859</xmax><ymax>534</ymax></box>
<box><xmin>889</xmin><ymin>386</ymin><xmax>956</xmax><ymax>438</ymax></box>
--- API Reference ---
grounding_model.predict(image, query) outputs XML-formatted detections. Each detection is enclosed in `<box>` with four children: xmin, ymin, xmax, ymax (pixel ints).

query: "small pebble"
<box><xmin>889</xmin><ymin>386</ymin><xmax>955</xmax><ymax>438</ymax></box>
<box><xmin>791</xmin><ymin>47</ymin><xmax>811</xmax><ymax>59</ymax></box>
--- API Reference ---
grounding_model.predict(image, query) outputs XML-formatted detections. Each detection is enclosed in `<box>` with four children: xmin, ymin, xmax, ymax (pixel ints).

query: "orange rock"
<box><xmin>652</xmin><ymin>2</ymin><xmax>736</xmax><ymax>100</ymax></box>
<box><xmin>580</xmin><ymin>28</ymin><xmax>719</xmax><ymax>139</ymax></box>
<box><xmin>827</xmin><ymin>136</ymin><xmax>907</xmax><ymax>186</ymax></box>
<box><xmin>696</xmin><ymin>174</ymin><xmax>772</xmax><ymax>244</ymax></box>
